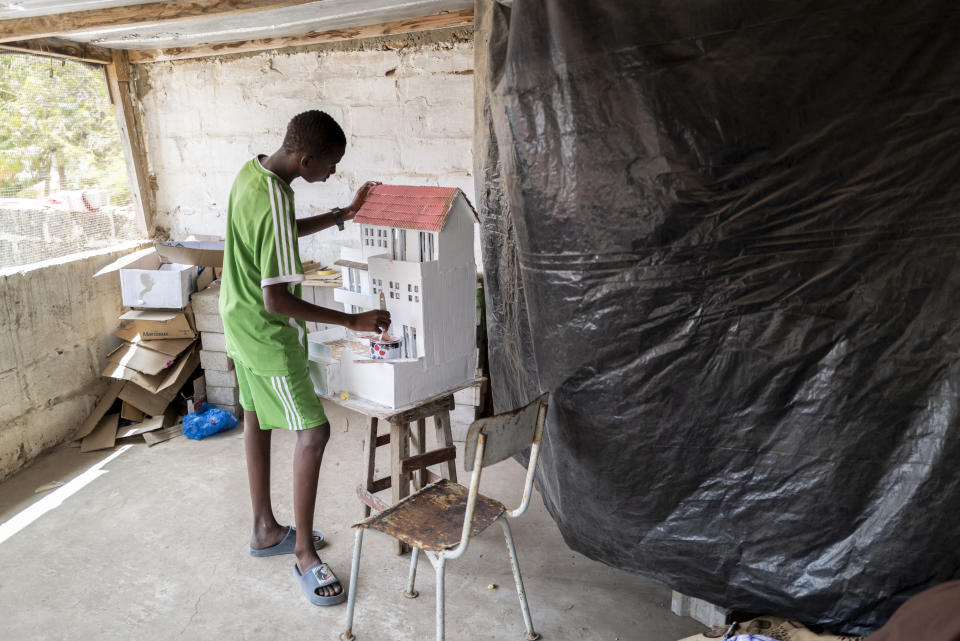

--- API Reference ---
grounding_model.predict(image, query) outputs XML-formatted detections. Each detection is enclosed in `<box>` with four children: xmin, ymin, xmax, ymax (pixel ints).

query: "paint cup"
<box><xmin>369</xmin><ymin>336</ymin><xmax>403</xmax><ymax>360</ymax></box>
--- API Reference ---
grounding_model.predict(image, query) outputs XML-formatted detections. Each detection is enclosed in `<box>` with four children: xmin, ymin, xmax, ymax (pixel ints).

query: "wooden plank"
<box><xmin>359</xmin><ymin>417</ymin><xmax>379</xmax><ymax>518</ymax></box>
<box><xmin>389</xmin><ymin>394</ymin><xmax>455</xmax><ymax>426</ymax></box>
<box><xmin>402</xmin><ymin>446</ymin><xmax>456</xmax><ymax>475</ymax></box>
<box><xmin>104</xmin><ymin>50</ymin><xmax>152</xmax><ymax>238</ymax></box>
<box><xmin>390</xmin><ymin>420</ymin><xmax>411</xmax><ymax>554</ymax></box>
<box><xmin>356</xmin><ymin>486</ymin><xmax>390</xmax><ymax>513</ymax></box>
<box><xmin>0</xmin><ymin>1</ymin><xmax>319</xmax><ymax>44</ymax></box>
<box><xmin>370</xmin><ymin>477</ymin><xmax>391</xmax><ymax>494</ymax></box>
<box><xmin>0</xmin><ymin>38</ymin><xmax>113</xmax><ymax>64</ymax></box>
<box><xmin>433</xmin><ymin>412</ymin><xmax>458</xmax><ymax>482</ymax></box>
<box><xmin>375</xmin><ymin>433</ymin><xmax>390</xmax><ymax>448</ymax></box>
<box><xmin>413</xmin><ymin>418</ymin><xmax>427</xmax><ymax>489</ymax></box>
<box><xmin>129</xmin><ymin>9</ymin><xmax>475</xmax><ymax>63</ymax></box>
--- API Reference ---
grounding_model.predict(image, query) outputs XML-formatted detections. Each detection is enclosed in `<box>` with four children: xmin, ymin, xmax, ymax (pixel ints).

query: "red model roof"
<box><xmin>354</xmin><ymin>185</ymin><xmax>463</xmax><ymax>232</ymax></box>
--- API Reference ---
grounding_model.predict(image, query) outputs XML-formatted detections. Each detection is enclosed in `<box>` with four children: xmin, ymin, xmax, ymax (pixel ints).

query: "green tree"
<box><xmin>0</xmin><ymin>53</ymin><xmax>131</xmax><ymax>204</ymax></box>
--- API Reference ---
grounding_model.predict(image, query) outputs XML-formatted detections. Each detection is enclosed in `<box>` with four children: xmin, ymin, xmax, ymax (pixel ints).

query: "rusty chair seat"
<box><xmin>356</xmin><ymin>479</ymin><xmax>506</xmax><ymax>552</ymax></box>
<box><xmin>342</xmin><ymin>393</ymin><xmax>549</xmax><ymax>641</ymax></box>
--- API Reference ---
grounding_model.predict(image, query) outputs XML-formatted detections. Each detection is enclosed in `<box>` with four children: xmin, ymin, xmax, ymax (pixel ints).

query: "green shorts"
<box><xmin>234</xmin><ymin>358</ymin><xmax>328</xmax><ymax>431</ymax></box>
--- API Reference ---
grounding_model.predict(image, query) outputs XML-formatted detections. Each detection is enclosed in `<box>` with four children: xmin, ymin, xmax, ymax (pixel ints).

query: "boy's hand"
<box><xmin>345</xmin><ymin>181</ymin><xmax>381</xmax><ymax>219</ymax></box>
<box><xmin>350</xmin><ymin>309</ymin><xmax>391</xmax><ymax>333</ymax></box>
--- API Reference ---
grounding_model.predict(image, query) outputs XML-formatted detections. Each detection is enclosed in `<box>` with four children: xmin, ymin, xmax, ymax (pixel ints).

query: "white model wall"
<box><xmin>133</xmin><ymin>29</ymin><xmax>478</xmax><ymax>269</ymax></box>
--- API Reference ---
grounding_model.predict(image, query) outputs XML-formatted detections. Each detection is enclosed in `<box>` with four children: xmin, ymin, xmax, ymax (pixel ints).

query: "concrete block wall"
<box><xmin>0</xmin><ymin>243</ymin><xmax>143</xmax><ymax>481</ymax></box>
<box><xmin>0</xmin><ymin>205</ymin><xmax>139</xmax><ymax>268</ymax></box>
<box><xmin>133</xmin><ymin>28</ymin><xmax>478</xmax><ymax>269</ymax></box>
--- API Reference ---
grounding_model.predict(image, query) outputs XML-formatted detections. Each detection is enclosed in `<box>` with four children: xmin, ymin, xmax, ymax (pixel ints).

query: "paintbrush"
<box><xmin>378</xmin><ymin>291</ymin><xmax>389</xmax><ymax>340</ymax></box>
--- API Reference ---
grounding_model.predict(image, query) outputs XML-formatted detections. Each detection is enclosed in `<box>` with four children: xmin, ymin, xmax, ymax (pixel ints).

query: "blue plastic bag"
<box><xmin>182</xmin><ymin>402</ymin><xmax>238</xmax><ymax>440</ymax></box>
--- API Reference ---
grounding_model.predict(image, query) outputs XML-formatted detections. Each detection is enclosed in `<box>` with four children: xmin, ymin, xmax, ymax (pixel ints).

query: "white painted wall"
<box><xmin>134</xmin><ymin>33</ymin><xmax>477</xmax><ymax>270</ymax></box>
<box><xmin>0</xmin><ymin>244</ymin><xmax>139</xmax><ymax>481</ymax></box>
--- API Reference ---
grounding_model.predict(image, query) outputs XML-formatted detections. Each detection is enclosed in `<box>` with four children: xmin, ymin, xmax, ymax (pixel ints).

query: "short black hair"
<box><xmin>282</xmin><ymin>110</ymin><xmax>346</xmax><ymax>155</ymax></box>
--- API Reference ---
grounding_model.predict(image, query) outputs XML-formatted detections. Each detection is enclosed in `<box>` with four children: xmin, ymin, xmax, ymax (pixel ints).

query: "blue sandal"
<box><xmin>293</xmin><ymin>561</ymin><xmax>347</xmax><ymax>606</ymax></box>
<box><xmin>249</xmin><ymin>526</ymin><xmax>324</xmax><ymax>557</ymax></box>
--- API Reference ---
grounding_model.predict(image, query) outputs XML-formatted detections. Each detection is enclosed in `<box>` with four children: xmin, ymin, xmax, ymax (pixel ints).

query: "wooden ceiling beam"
<box><xmin>0</xmin><ymin>37</ymin><xmax>113</xmax><ymax>64</ymax></box>
<box><xmin>128</xmin><ymin>9</ymin><xmax>475</xmax><ymax>63</ymax></box>
<box><xmin>0</xmin><ymin>0</ymin><xmax>319</xmax><ymax>44</ymax></box>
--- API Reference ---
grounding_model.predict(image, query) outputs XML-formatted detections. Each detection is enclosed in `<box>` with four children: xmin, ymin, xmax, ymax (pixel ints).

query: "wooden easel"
<box><xmin>323</xmin><ymin>378</ymin><xmax>483</xmax><ymax>554</ymax></box>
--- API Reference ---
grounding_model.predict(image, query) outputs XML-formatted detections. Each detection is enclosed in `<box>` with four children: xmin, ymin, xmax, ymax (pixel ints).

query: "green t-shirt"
<box><xmin>219</xmin><ymin>157</ymin><xmax>307</xmax><ymax>376</ymax></box>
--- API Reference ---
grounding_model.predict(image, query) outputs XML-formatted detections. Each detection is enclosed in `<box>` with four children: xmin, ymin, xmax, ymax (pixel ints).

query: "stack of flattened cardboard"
<box><xmin>75</xmin><ymin>242</ymin><xmax>224</xmax><ymax>452</ymax></box>
<box><xmin>193</xmin><ymin>279</ymin><xmax>240</xmax><ymax>417</ymax></box>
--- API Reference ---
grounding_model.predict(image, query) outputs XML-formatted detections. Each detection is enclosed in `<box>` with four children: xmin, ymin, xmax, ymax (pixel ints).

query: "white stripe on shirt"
<box><xmin>280</xmin><ymin>189</ymin><xmax>297</xmax><ymax>274</ymax></box>
<box><xmin>268</xmin><ymin>179</ymin><xmax>287</xmax><ymax>276</ymax></box>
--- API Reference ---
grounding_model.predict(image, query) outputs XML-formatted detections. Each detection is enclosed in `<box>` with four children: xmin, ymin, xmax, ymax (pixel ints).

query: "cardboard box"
<box><xmin>93</xmin><ymin>242</ymin><xmax>224</xmax><ymax>310</ymax></box>
<box><xmin>117</xmin><ymin>348</ymin><xmax>201</xmax><ymax>416</ymax></box>
<box><xmin>76</xmin><ymin>381</ymin><xmax>124</xmax><ymax>440</ymax></box>
<box><xmin>186</xmin><ymin>375</ymin><xmax>207</xmax><ymax>414</ymax></box>
<box><xmin>126</xmin><ymin>336</ymin><xmax>196</xmax><ymax>356</ymax></box>
<box><xmin>120</xmin><ymin>401</ymin><xmax>145</xmax><ymax>421</ymax></box>
<box><xmin>154</xmin><ymin>241</ymin><xmax>224</xmax><ymax>267</ymax></box>
<box><xmin>106</xmin><ymin>342</ymin><xmax>179</xmax><ymax>376</ymax></box>
<box><xmin>115</xmin><ymin>310</ymin><xmax>196</xmax><ymax>341</ymax></box>
<box><xmin>94</xmin><ymin>246</ymin><xmax>197</xmax><ymax>309</ymax></box>
<box><xmin>81</xmin><ymin>413</ymin><xmax>119</xmax><ymax>453</ymax></box>
<box><xmin>103</xmin><ymin>345</ymin><xmax>199</xmax><ymax>395</ymax></box>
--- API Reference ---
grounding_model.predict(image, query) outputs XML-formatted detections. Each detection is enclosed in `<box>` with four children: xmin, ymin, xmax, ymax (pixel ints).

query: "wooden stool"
<box><xmin>325</xmin><ymin>380</ymin><xmax>481</xmax><ymax>554</ymax></box>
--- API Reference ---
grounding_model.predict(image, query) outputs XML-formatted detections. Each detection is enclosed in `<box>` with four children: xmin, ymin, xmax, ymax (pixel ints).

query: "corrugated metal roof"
<box><xmin>0</xmin><ymin>1</ymin><xmax>154</xmax><ymax>22</ymax></box>
<box><xmin>0</xmin><ymin>0</ymin><xmax>471</xmax><ymax>50</ymax></box>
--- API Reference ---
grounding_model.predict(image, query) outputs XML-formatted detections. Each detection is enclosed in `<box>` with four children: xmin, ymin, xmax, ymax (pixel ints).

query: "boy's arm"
<box><xmin>297</xmin><ymin>180</ymin><xmax>381</xmax><ymax>237</ymax></box>
<box><xmin>263</xmin><ymin>284</ymin><xmax>390</xmax><ymax>332</ymax></box>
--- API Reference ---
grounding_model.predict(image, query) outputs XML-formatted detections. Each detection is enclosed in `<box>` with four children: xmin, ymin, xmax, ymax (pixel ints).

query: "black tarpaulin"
<box><xmin>473</xmin><ymin>0</ymin><xmax>960</xmax><ymax>634</ymax></box>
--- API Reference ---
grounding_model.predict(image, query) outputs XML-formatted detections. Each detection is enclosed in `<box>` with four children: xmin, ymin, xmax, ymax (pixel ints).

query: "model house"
<box><xmin>308</xmin><ymin>185</ymin><xmax>477</xmax><ymax>408</ymax></box>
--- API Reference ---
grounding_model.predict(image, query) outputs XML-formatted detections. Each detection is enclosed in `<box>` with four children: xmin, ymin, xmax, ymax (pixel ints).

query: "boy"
<box><xmin>219</xmin><ymin>110</ymin><xmax>389</xmax><ymax>606</ymax></box>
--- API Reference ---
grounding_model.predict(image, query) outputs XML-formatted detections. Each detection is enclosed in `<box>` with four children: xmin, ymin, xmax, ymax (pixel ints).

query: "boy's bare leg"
<box><xmin>245</xmin><ymin>410</ymin><xmax>286</xmax><ymax>548</ymax></box>
<box><xmin>293</xmin><ymin>422</ymin><xmax>342</xmax><ymax>597</ymax></box>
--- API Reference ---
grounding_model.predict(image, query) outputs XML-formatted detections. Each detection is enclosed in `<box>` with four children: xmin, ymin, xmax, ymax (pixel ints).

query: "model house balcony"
<box><xmin>333</xmin><ymin>286</ymin><xmax>375</xmax><ymax>310</ymax></box>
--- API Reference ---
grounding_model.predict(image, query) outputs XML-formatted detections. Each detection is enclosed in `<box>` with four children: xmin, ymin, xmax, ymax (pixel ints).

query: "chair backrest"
<box><xmin>463</xmin><ymin>393</ymin><xmax>548</xmax><ymax>472</ymax></box>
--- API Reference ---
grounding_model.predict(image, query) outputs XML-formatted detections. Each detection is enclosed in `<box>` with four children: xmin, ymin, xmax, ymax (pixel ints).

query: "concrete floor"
<box><xmin>0</xmin><ymin>404</ymin><xmax>703</xmax><ymax>641</ymax></box>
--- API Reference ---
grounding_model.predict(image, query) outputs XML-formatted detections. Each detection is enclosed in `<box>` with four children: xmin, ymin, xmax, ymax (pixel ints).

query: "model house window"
<box><xmin>414</xmin><ymin>285</ymin><xmax>419</xmax><ymax>292</ymax></box>
<box><xmin>415</xmin><ymin>295</ymin><xmax>419</xmax><ymax>303</ymax></box>
<box><xmin>391</xmin><ymin>228</ymin><xmax>406</xmax><ymax>261</ymax></box>
<box><xmin>419</xmin><ymin>232</ymin><xmax>435</xmax><ymax>261</ymax></box>
<box><xmin>348</xmin><ymin>268</ymin><xmax>360</xmax><ymax>293</ymax></box>
<box><xmin>403</xmin><ymin>325</ymin><xmax>418</xmax><ymax>358</ymax></box>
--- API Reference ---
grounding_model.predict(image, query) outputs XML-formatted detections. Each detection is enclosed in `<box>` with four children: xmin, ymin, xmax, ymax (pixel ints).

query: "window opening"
<box><xmin>0</xmin><ymin>53</ymin><xmax>136</xmax><ymax>269</ymax></box>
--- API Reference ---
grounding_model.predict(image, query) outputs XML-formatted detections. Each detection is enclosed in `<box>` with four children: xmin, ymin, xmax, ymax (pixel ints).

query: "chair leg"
<box><xmin>435</xmin><ymin>558</ymin><xmax>446</xmax><ymax>641</ymax></box>
<box><xmin>404</xmin><ymin>546</ymin><xmax>420</xmax><ymax>598</ymax></box>
<box><xmin>499</xmin><ymin>517</ymin><xmax>540</xmax><ymax>641</ymax></box>
<box><xmin>340</xmin><ymin>528</ymin><xmax>365</xmax><ymax>641</ymax></box>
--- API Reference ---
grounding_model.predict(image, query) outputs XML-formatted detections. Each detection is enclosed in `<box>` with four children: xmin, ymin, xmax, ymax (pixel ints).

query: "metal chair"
<box><xmin>341</xmin><ymin>393</ymin><xmax>549</xmax><ymax>641</ymax></box>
